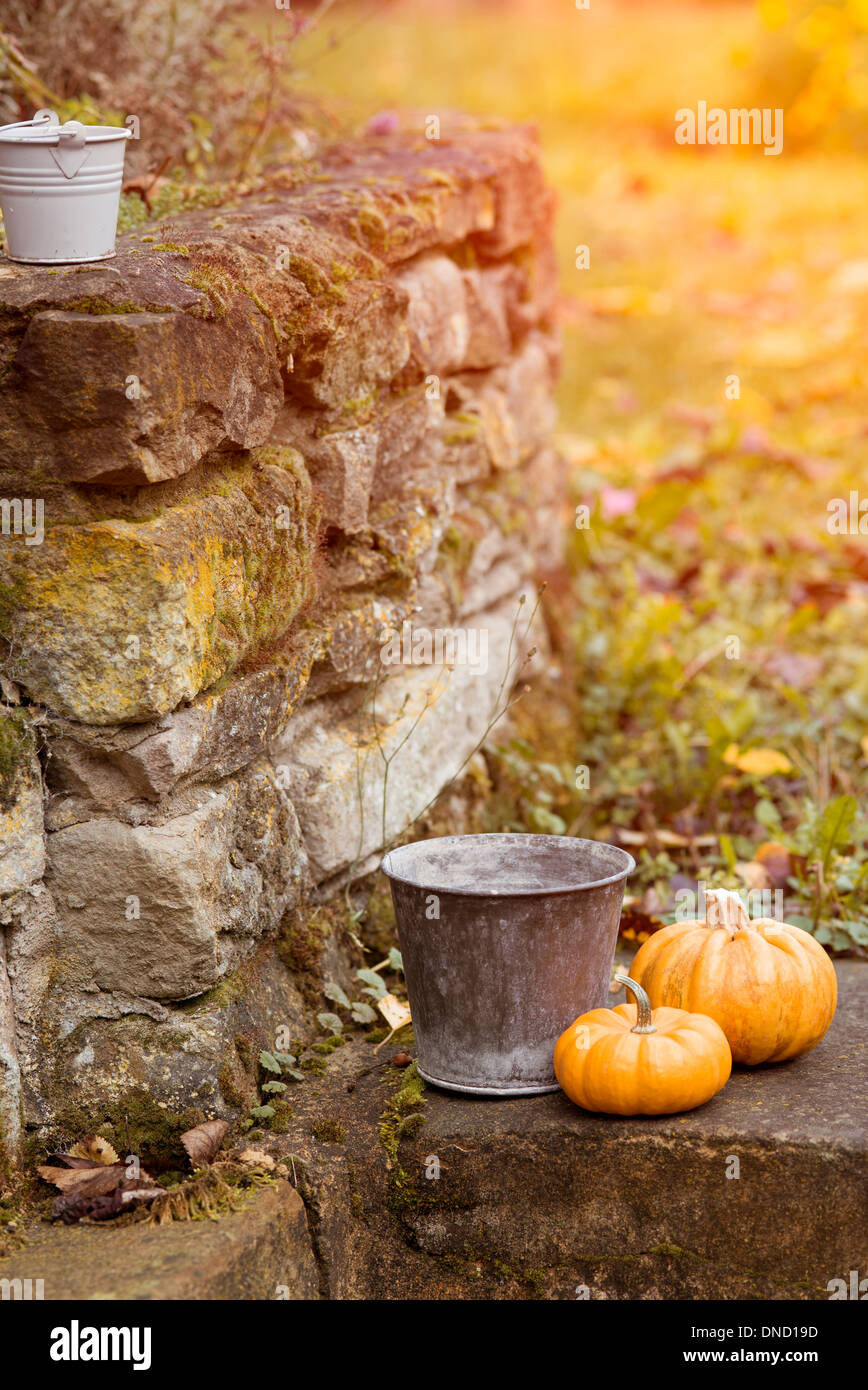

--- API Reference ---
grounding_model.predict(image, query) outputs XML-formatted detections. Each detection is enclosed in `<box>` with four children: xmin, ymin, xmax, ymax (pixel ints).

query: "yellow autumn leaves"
<box><xmin>723</xmin><ymin>744</ymin><xmax>794</xmax><ymax>777</ymax></box>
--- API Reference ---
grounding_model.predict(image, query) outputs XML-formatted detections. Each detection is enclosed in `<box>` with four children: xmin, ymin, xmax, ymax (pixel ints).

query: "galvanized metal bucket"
<box><xmin>381</xmin><ymin>833</ymin><xmax>634</xmax><ymax>1096</ymax></box>
<box><xmin>0</xmin><ymin>109</ymin><xmax>132</xmax><ymax>265</ymax></box>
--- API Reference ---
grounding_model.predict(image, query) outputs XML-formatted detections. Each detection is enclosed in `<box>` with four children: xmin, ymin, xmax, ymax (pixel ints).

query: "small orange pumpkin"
<box><xmin>630</xmin><ymin>889</ymin><xmax>837</xmax><ymax>1065</ymax></box>
<box><xmin>554</xmin><ymin>974</ymin><xmax>731</xmax><ymax>1115</ymax></box>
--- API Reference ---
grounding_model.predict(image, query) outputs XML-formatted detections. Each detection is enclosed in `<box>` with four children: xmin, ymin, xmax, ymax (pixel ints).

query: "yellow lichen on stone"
<box><xmin>1</xmin><ymin>454</ymin><xmax>317</xmax><ymax>725</ymax></box>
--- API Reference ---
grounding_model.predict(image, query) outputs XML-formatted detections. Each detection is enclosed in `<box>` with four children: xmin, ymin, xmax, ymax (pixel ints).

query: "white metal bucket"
<box><xmin>0</xmin><ymin>109</ymin><xmax>132</xmax><ymax>265</ymax></box>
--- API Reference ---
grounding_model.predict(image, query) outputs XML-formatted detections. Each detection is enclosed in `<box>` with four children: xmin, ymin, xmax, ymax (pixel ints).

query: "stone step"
<box><xmin>1</xmin><ymin>1180</ymin><xmax>318</xmax><ymax>1301</ymax></box>
<box><xmin>272</xmin><ymin>957</ymin><xmax>868</xmax><ymax>1300</ymax></box>
<box><xmin>2</xmin><ymin>960</ymin><xmax>864</xmax><ymax>1300</ymax></box>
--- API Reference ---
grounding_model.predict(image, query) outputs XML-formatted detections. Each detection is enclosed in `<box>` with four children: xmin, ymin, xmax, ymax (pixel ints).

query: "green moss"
<box><xmin>299</xmin><ymin>1057</ymin><xmax>328</xmax><ymax>1076</ymax></box>
<box><xmin>179</xmin><ymin>973</ymin><xmax>247</xmax><ymax>1014</ymax></box>
<box><xmin>276</xmin><ymin>908</ymin><xmax>328</xmax><ymax>1006</ymax></box>
<box><xmin>147</xmin><ymin>1163</ymin><xmax>271</xmax><ymax>1225</ymax></box>
<box><xmin>183</xmin><ymin>263</ymin><xmax>232</xmax><ymax>318</ymax></box>
<box><xmin>339</xmin><ymin>388</ymin><xmax>376</xmax><ymax>420</ymax></box>
<box><xmin>443</xmin><ymin>411</ymin><xmax>482</xmax><ymax>446</ymax></box>
<box><xmin>312</xmin><ymin>1035</ymin><xmax>347</xmax><ymax>1055</ymax></box>
<box><xmin>266</xmin><ymin>1101</ymin><xmax>294</xmax><ymax>1135</ymax></box>
<box><xmin>312</xmin><ymin>1118</ymin><xmax>347</xmax><ymax>1144</ymax></box>
<box><xmin>379</xmin><ymin>1061</ymin><xmax>431</xmax><ymax>1213</ymax></box>
<box><xmin>47</xmin><ymin>1090</ymin><xmax>205</xmax><ymax>1169</ymax></box>
<box><xmin>218</xmin><ymin>1059</ymin><xmax>249</xmax><ymax>1110</ymax></box>
<box><xmin>287</xmin><ymin>254</ymin><xmax>349</xmax><ymax>306</ymax></box>
<box><xmin>365</xmin><ymin>1028</ymin><xmax>391</xmax><ymax>1045</ymax></box>
<box><xmin>0</xmin><ymin>569</ymin><xmax>27</xmax><ymax>641</ymax></box>
<box><xmin>0</xmin><ymin>708</ymin><xmax>31</xmax><ymax>810</ymax></box>
<box><xmin>147</xmin><ymin>242</ymin><xmax>191</xmax><ymax>255</ymax></box>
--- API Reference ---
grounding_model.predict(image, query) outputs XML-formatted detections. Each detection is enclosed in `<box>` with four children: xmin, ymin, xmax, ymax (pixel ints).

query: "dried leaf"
<box><xmin>754</xmin><ymin>841</ymin><xmax>792</xmax><ymax>889</ymax></box>
<box><xmin>68</xmin><ymin>1134</ymin><xmax>119</xmax><ymax>1165</ymax></box>
<box><xmin>38</xmin><ymin>1164</ymin><xmax>107</xmax><ymax>1192</ymax></box>
<box><xmin>43</xmin><ymin>1153</ymin><xmax>105</xmax><ymax>1170</ymax></box>
<box><xmin>180</xmin><ymin>1119</ymin><xmax>229</xmax><ymax>1168</ymax></box>
<box><xmin>53</xmin><ymin>1181</ymin><xmax>163</xmax><ymax>1225</ymax></box>
<box><xmin>237</xmin><ymin>1148</ymin><xmax>275</xmax><ymax>1170</ymax></box>
<box><xmin>378</xmin><ymin>994</ymin><xmax>412</xmax><ymax>1032</ymax></box>
<box><xmin>723</xmin><ymin>744</ymin><xmax>793</xmax><ymax>776</ymax></box>
<box><xmin>42</xmin><ymin>1163</ymin><xmax>145</xmax><ymax>1199</ymax></box>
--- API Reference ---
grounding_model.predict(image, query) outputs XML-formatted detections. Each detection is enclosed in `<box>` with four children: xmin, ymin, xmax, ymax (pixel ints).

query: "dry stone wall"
<box><xmin>0</xmin><ymin>118</ymin><xmax>566</xmax><ymax>1159</ymax></box>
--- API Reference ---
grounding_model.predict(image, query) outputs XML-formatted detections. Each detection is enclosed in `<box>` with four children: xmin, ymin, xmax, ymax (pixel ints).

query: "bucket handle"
<box><xmin>0</xmin><ymin>108</ymin><xmax>60</xmax><ymax>137</ymax></box>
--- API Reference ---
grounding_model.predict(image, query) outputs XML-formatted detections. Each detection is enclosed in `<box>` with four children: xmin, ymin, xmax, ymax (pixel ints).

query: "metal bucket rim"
<box><xmin>0</xmin><ymin>125</ymin><xmax>132</xmax><ymax>146</ymax></box>
<box><xmin>381</xmin><ymin>832</ymin><xmax>635</xmax><ymax>897</ymax></box>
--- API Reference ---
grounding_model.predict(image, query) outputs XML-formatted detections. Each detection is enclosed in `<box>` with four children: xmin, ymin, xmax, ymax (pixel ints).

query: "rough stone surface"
<box><xmin>0</xmin><ymin>928</ymin><xmax>21</xmax><ymax>1159</ymax></box>
<box><xmin>0</xmin><ymin>303</ymin><xmax>283</xmax><ymax>485</ymax></box>
<box><xmin>0</xmin><ymin>1180</ymin><xmax>319</xmax><ymax>1300</ymax></box>
<box><xmin>395</xmin><ymin>253</ymin><xmax>470</xmax><ymax>374</ymax></box>
<box><xmin>0</xmin><ymin>716</ymin><xmax>44</xmax><ymax>894</ymax></box>
<box><xmin>270</xmin><ymin>597</ymin><xmax>537</xmax><ymax>881</ymax></box>
<box><xmin>43</xmin><ymin>760</ymin><xmax>307</xmax><ymax>1001</ymax></box>
<box><xmin>0</xmin><ymin>117</ymin><xmax>564</xmax><ymax>1138</ymax></box>
<box><xmin>2</xmin><ymin>451</ymin><xmax>316</xmax><ymax>724</ymax></box>
<box><xmin>42</xmin><ymin>633</ymin><xmax>323</xmax><ymax>812</ymax></box>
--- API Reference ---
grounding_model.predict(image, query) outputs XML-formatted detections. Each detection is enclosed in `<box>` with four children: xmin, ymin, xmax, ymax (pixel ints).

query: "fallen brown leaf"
<box><xmin>754</xmin><ymin>841</ymin><xmax>792</xmax><ymax>890</ymax></box>
<box><xmin>181</xmin><ymin>1119</ymin><xmax>230</xmax><ymax>1167</ymax></box>
<box><xmin>38</xmin><ymin>1164</ymin><xmax>108</xmax><ymax>1192</ymax></box>
<box><xmin>42</xmin><ymin>1162</ymin><xmax>151</xmax><ymax>1202</ymax></box>
<box><xmin>237</xmin><ymin>1148</ymin><xmax>275</xmax><ymax>1170</ymax></box>
<box><xmin>53</xmin><ymin>1182</ymin><xmax>163</xmax><ymax>1225</ymax></box>
<box><xmin>68</xmin><ymin>1134</ymin><xmax>119</xmax><ymax>1166</ymax></box>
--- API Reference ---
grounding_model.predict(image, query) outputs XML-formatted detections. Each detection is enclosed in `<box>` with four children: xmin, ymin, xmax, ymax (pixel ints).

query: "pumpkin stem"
<box><xmin>614</xmin><ymin>973</ymin><xmax>656</xmax><ymax>1033</ymax></box>
<box><xmin>705</xmin><ymin>888</ymin><xmax>751</xmax><ymax>931</ymax></box>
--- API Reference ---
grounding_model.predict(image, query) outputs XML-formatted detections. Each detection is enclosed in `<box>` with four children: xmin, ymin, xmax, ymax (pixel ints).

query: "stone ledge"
<box><xmin>0</xmin><ymin>1179</ymin><xmax>319</xmax><ymax>1300</ymax></box>
<box><xmin>0</xmin><ymin>122</ymin><xmax>554</xmax><ymax>487</ymax></box>
<box><xmin>3</xmin><ymin>960</ymin><xmax>862</xmax><ymax>1300</ymax></box>
<box><xmin>269</xmin><ymin>958</ymin><xmax>868</xmax><ymax>1300</ymax></box>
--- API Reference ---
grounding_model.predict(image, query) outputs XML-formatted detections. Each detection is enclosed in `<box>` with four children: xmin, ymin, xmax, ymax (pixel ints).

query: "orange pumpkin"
<box><xmin>630</xmin><ymin>888</ymin><xmax>837</xmax><ymax>1065</ymax></box>
<box><xmin>553</xmin><ymin>974</ymin><xmax>731</xmax><ymax>1115</ymax></box>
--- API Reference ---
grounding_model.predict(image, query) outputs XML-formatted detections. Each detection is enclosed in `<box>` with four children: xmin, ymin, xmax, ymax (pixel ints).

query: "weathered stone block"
<box><xmin>271</xmin><ymin>407</ymin><xmax>378</xmax><ymax>535</ymax></box>
<box><xmin>0</xmin><ymin>712</ymin><xmax>45</xmax><ymax>894</ymax></box>
<box><xmin>446</xmin><ymin>329</ymin><xmax>558</xmax><ymax>472</ymax></box>
<box><xmin>0</xmin><ymin>304</ymin><xmax>283</xmax><ymax>486</ymax></box>
<box><xmin>43</xmin><ymin>632</ymin><xmax>322</xmax><ymax>811</ymax></box>
<box><xmin>394</xmin><ymin>253</ymin><xmax>470</xmax><ymax>374</ymax></box>
<box><xmin>0</xmin><ymin>1179</ymin><xmax>320</xmax><ymax>1300</ymax></box>
<box><xmin>44</xmin><ymin>761</ymin><xmax>308</xmax><ymax>1001</ymax></box>
<box><xmin>1</xmin><ymin>450</ymin><xmax>316</xmax><ymax>725</ymax></box>
<box><xmin>270</xmin><ymin>596</ymin><xmax>537</xmax><ymax>882</ymax></box>
<box><xmin>0</xmin><ymin>927</ymin><xmax>21</xmax><ymax>1159</ymax></box>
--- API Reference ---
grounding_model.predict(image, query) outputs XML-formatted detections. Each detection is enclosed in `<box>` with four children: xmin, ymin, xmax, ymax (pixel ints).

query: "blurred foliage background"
<box><xmin>1</xmin><ymin>1</ymin><xmax>867</xmax><ymax>948</ymax></box>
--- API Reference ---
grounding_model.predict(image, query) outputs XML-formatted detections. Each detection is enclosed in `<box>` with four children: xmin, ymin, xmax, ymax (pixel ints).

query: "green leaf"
<box><xmin>527</xmin><ymin>805</ymin><xmax>567</xmax><ymax>835</ymax></box>
<box><xmin>816</xmin><ymin>795</ymin><xmax>858</xmax><ymax>868</ymax></box>
<box><xmin>317</xmin><ymin>1011</ymin><xmax>344</xmax><ymax>1033</ymax></box>
<box><xmin>755</xmin><ymin>799</ymin><xmax>782</xmax><ymax>834</ymax></box>
<box><xmin>262</xmin><ymin>1080</ymin><xmax>287</xmax><ymax>1094</ymax></box>
<box><xmin>274</xmin><ymin>1052</ymin><xmax>297</xmax><ymax>1068</ymax></box>
<box><xmin>387</xmin><ymin>947</ymin><xmax>404</xmax><ymax>973</ymax></box>
<box><xmin>250</xmin><ymin>1104</ymin><xmax>276</xmax><ymax>1119</ymax></box>
<box><xmin>838</xmin><ymin>919</ymin><xmax>868</xmax><ymax>946</ymax></box>
<box><xmin>324</xmin><ymin>980</ymin><xmax>351</xmax><ymax>1010</ymax></box>
<box><xmin>350</xmin><ymin>1000</ymin><xmax>377</xmax><ymax>1024</ymax></box>
<box><xmin>356</xmin><ymin>969</ymin><xmax>387</xmax><ymax>999</ymax></box>
<box><xmin>259</xmin><ymin>1050</ymin><xmax>281</xmax><ymax>1074</ymax></box>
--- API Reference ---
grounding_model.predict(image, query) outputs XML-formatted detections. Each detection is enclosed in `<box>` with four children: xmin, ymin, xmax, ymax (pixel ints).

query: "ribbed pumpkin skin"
<box><xmin>553</xmin><ymin>1003</ymin><xmax>731</xmax><ymax>1115</ymax></box>
<box><xmin>630</xmin><ymin>919</ymin><xmax>837</xmax><ymax>1065</ymax></box>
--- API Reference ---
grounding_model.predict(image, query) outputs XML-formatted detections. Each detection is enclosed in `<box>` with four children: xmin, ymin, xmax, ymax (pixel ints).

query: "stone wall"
<box><xmin>0</xmin><ymin>118</ymin><xmax>565</xmax><ymax>1159</ymax></box>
